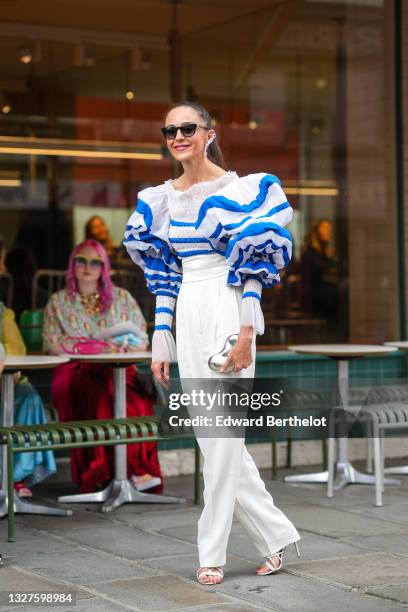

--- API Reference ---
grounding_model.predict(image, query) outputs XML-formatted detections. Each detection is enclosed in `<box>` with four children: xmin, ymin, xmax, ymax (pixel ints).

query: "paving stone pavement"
<box><xmin>0</xmin><ymin>460</ymin><xmax>407</xmax><ymax>611</ymax></box>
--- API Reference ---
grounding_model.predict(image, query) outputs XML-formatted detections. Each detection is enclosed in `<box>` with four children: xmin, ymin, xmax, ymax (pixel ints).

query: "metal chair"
<box><xmin>327</xmin><ymin>385</ymin><xmax>408</xmax><ymax>506</ymax></box>
<box><xmin>31</xmin><ymin>269</ymin><xmax>66</xmax><ymax>309</ymax></box>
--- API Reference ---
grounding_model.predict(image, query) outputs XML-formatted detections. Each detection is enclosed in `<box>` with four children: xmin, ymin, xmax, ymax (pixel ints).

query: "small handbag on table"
<box><xmin>60</xmin><ymin>337</ymin><xmax>113</xmax><ymax>355</ymax></box>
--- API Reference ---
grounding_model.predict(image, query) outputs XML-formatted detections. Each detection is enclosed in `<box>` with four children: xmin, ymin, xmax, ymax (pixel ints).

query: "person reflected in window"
<box><xmin>85</xmin><ymin>216</ymin><xmax>117</xmax><ymax>258</ymax></box>
<box><xmin>42</xmin><ymin>239</ymin><xmax>162</xmax><ymax>494</ymax></box>
<box><xmin>85</xmin><ymin>215</ymin><xmax>129</xmax><ymax>268</ymax></box>
<box><xmin>0</xmin><ymin>300</ymin><xmax>57</xmax><ymax>498</ymax></box>
<box><xmin>301</xmin><ymin>219</ymin><xmax>340</xmax><ymax>330</ymax></box>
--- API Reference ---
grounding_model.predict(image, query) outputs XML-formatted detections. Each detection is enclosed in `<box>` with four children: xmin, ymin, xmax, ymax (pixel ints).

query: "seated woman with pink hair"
<box><xmin>42</xmin><ymin>239</ymin><xmax>162</xmax><ymax>493</ymax></box>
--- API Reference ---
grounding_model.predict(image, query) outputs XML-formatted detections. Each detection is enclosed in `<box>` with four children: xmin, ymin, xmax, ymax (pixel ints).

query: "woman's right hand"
<box><xmin>151</xmin><ymin>361</ymin><xmax>170</xmax><ymax>389</ymax></box>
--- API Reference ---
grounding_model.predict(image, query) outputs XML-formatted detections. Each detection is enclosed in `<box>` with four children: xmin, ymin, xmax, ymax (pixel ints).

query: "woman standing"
<box><xmin>43</xmin><ymin>239</ymin><xmax>162</xmax><ymax>494</ymax></box>
<box><xmin>124</xmin><ymin>101</ymin><xmax>300</xmax><ymax>585</ymax></box>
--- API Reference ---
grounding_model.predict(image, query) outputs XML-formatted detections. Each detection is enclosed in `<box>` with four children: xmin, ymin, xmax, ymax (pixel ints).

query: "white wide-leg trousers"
<box><xmin>176</xmin><ymin>253</ymin><xmax>300</xmax><ymax>567</ymax></box>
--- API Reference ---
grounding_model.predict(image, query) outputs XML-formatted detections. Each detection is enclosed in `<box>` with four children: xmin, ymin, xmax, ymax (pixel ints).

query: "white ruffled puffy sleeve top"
<box><xmin>124</xmin><ymin>171</ymin><xmax>293</xmax><ymax>362</ymax></box>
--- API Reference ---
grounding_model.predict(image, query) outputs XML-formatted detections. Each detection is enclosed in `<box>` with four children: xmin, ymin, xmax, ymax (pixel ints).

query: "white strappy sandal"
<box><xmin>256</xmin><ymin>542</ymin><xmax>300</xmax><ymax>576</ymax></box>
<box><xmin>196</xmin><ymin>566</ymin><xmax>224</xmax><ymax>585</ymax></box>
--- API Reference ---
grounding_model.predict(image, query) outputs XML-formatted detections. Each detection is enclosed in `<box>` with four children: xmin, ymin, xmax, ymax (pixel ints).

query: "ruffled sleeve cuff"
<box><xmin>241</xmin><ymin>278</ymin><xmax>264</xmax><ymax>335</ymax></box>
<box><xmin>151</xmin><ymin>329</ymin><xmax>177</xmax><ymax>362</ymax></box>
<box><xmin>151</xmin><ymin>294</ymin><xmax>177</xmax><ymax>362</ymax></box>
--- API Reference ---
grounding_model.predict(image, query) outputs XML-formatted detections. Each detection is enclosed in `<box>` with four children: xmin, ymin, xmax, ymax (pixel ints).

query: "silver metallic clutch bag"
<box><xmin>208</xmin><ymin>334</ymin><xmax>239</xmax><ymax>372</ymax></box>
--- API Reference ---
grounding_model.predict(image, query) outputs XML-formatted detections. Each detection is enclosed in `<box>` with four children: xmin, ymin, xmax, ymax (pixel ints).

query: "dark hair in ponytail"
<box><xmin>163</xmin><ymin>100</ymin><xmax>227</xmax><ymax>170</ymax></box>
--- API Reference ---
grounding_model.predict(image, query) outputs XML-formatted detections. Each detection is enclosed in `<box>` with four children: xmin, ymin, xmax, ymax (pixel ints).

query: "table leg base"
<box><xmin>101</xmin><ymin>479</ymin><xmax>185</xmax><ymax>512</ymax></box>
<box><xmin>58</xmin><ymin>483</ymin><xmax>113</xmax><ymax>504</ymax></box>
<box><xmin>58</xmin><ymin>479</ymin><xmax>185</xmax><ymax>511</ymax></box>
<box><xmin>284</xmin><ymin>463</ymin><xmax>401</xmax><ymax>489</ymax></box>
<box><xmin>384</xmin><ymin>465</ymin><xmax>408</xmax><ymax>475</ymax></box>
<box><xmin>284</xmin><ymin>471</ymin><xmax>329</xmax><ymax>484</ymax></box>
<box><xmin>333</xmin><ymin>462</ymin><xmax>401</xmax><ymax>491</ymax></box>
<box><xmin>0</xmin><ymin>490</ymin><xmax>73</xmax><ymax>518</ymax></box>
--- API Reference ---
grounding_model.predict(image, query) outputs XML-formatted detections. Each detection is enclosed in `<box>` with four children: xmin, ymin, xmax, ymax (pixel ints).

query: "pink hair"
<box><xmin>66</xmin><ymin>239</ymin><xmax>113</xmax><ymax>313</ymax></box>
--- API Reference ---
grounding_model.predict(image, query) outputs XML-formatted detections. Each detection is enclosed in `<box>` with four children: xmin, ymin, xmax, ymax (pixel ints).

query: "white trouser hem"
<box><xmin>199</xmin><ymin>530</ymin><xmax>301</xmax><ymax>568</ymax></box>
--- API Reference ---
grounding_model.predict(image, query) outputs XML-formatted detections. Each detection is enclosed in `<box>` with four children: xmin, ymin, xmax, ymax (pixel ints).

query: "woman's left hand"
<box><xmin>220</xmin><ymin>326</ymin><xmax>254</xmax><ymax>373</ymax></box>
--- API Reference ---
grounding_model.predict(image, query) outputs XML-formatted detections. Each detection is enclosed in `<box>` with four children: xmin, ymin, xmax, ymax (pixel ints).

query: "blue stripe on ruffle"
<box><xmin>226</xmin><ymin>222</ymin><xmax>292</xmax><ymax>261</ymax></box>
<box><xmin>169</xmin><ymin>237</ymin><xmax>210</xmax><ymax>243</ymax></box>
<box><xmin>205</xmin><ymin>202</ymin><xmax>289</xmax><ymax>241</ymax></box>
<box><xmin>227</xmin><ymin>264</ymin><xmax>280</xmax><ymax>287</ymax></box>
<box><xmin>176</xmin><ymin>248</ymin><xmax>225</xmax><ymax>257</ymax></box>
<box><xmin>145</xmin><ymin>273</ymin><xmax>183</xmax><ymax>282</ymax></box>
<box><xmin>224</xmin><ymin>201</ymin><xmax>291</xmax><ymax>232</ymax></box>
<box><xmin>229</xmin><ymin>235</ymin><xmax>291</xmax><ymax>266</ymax></box>
<box><xmin>125</xmin><ymin>223</ymin><xmax>143</xmax><ymax>232</ymax></box>
<box><xmin>176</xmin><ymin>249</ymin><xmax>214</xmax><ymax>257</ymax></box>
<box><xmin>135</xmin><ymin>198</ymin><xmax>153</xmax><ymax>229</ymax></box>
<box><xmin>138</xmin><ymin>248</ymin><xmax>182</xmax><ymax>274</ymax></box>
<box><xmin>242</xmin><ymin>291</ymin><xmax>261</xmax><ymax>300</ymax></box>
<box><xmin>170</xmin><ymin>219</ymin><xmax>195</xmax><ymax>227</ymax></box>
<box><xmin>209</xmin><ymin>223</ymin><xmax>224</xmax><ymax>239</ymax></box>
<box><xmin>155</xmin><ymin>307</ymin><xmax>174</xmax><ymax>316</ymax></box>
<box><xmin>148</xmin><ymin>281</ymin><xmax>180</xmax><ymax>290</ymax></box>
<box><xmin>230</xmin><ymin>245</ymin><xmax>285</xmax><ymax>278</ymax></box>
<box><xmin>231</xmin><ymin>254</ymin><xmax>278</xmax><ymax>277</ymax></box>
<box><xmin>155</xmin><ymin>324</ymin><xmax>172</xmax><ymax>331</ymax></box>
<box><xmin>195</xmin><ymin>174</ymin><xmax>281</xmax><ymax>229</ymax></box>
<box><xmin>139</xmin><ymin>254</ymin><xmax>173</xmax><ymax>273</ymax></box>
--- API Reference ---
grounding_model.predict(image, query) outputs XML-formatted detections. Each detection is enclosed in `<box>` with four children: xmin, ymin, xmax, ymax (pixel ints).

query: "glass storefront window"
<box><xmin>0</xmin><ymin>0</ymin><xmax>398</xmax><ymax>345</ymax></box>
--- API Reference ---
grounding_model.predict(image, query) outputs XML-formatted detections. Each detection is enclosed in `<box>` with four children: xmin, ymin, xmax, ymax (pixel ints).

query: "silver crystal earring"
<box><xmin>205</xmin><ymin>134</ymin><xmax>216</xmax><ymax>155</ymax></box>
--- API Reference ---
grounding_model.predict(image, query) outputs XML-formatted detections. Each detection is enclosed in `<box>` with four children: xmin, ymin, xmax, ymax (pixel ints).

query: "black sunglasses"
<box><xmin>161</xmin><ymin>122</ymin><xmax>209</xmax><ymax>140</ymax></box>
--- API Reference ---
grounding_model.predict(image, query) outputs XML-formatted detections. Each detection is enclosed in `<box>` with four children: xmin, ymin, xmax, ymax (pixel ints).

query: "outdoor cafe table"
<box><xmin>383</xmin><ymin>340</ymin><xmax>408</xmax><ymax>475</ymax></box>
<box><xmin>0</xmin><ymin>355</ymin><xmax>73</xmax><ymax>519</ymax></box>
<box><xmin>284</xmin><ymin>344</ymin><xmax>400</xmax><ymax>491</ymax></box>
<box><xmin>57</xmin><ymin>351</ymin><xmax>184</xmax><ymax>512</ymax></box>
